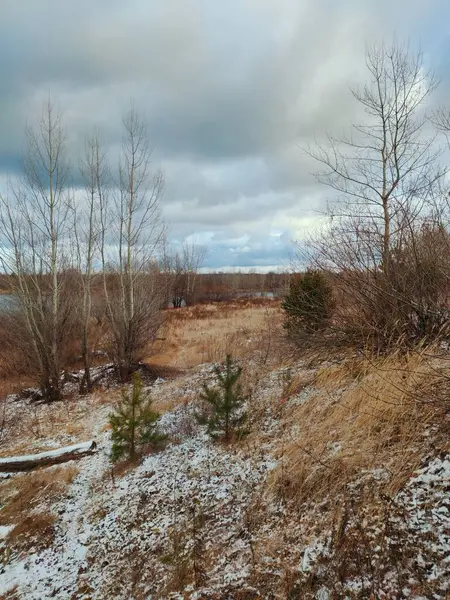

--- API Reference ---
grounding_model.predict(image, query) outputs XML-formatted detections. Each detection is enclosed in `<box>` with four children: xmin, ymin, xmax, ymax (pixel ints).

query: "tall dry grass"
<box><xmin>271</xmin><ymin>349</ymin><xmax>450</xmax><ymax>504</ymax></box>
<box><xmin>147</xmin><ymin>299</ymin><xmax>286</xmax><ymax>369</ymax></box>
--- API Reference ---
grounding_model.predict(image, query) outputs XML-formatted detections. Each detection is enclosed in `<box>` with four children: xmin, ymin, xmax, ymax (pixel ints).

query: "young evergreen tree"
<box><xmin>282</xmin><ymin>270</ymin><xmax>335</xmax><ymax>336</ymax></box>
<box><xmin>197</xmin><ymin>354</ymin><xmax>248</xmax><ymax>442</ymax></box>
<box><xmin>109</xmin><ymin>372</ymin><xmax>166</xmax><ymax>462</ymax></box>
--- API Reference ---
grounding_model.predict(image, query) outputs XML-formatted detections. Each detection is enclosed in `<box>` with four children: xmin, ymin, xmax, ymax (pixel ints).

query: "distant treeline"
<box><xmin>0</xmin><ymin>270</ymin><xmax>290</xmax><ymax>302</ymax></box>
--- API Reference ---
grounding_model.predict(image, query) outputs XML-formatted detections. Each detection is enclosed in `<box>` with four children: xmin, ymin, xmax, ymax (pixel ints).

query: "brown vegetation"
<box><xmin>147</xmin><ymin>298</ymin><xmax>285</xmax><ymax>369</ymax></box>
<box><xmin>0</xmin><ymin>465</ymin><xmax>78</xmax><ymax>555</ymax></box>
<box><xmin>270</xmin><ymin>349</ymin><xmax>450</xmax><ymax>504</ymax></box>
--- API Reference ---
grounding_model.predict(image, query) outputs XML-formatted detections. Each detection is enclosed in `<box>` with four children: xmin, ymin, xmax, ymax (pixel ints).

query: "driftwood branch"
<box><xmin>0</xmin><ymin>440</ymin><xmax>98</xmax><ymax>472</ymax></box>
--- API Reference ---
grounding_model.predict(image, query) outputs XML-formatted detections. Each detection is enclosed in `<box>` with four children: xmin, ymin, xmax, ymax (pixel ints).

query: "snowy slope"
<box><xmin>1</xmin><ymin>363</ymin><xmax>450</xmax><ymax>599</ymax></box>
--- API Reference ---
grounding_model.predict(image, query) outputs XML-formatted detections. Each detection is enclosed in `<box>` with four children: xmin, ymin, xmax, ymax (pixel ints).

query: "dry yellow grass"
<box><xmin>0</xmin><ymin>389</ymin><xmax>119</xmax><ymax>458</ymax></box>
<box><xmin>0</xmin><ymin>465</ymin><xmax>78</xmax><ymax>525</ymax></box>
<box><xmin>0</xmin><ymin>464</ymin><xmax>79</xmax><ymax>554</ymax></box>
<box><xmin>1</xmin><ymin>464</ymin><xmax>79</xmax><ymax>523</ymax></box>
<box><xmin>147</xmin><ymin>300</ymin><xmax>284</xmax><ymax>369</ymax></box>
<box><xmin>5</xmin><ymin>512</ymin><xmax>56</xmax><ymax>554</ymax></box>
<box><xmin>271</xmin><ymin>349</ymin><xmax>450</xmax><ymax>504</ymax></box>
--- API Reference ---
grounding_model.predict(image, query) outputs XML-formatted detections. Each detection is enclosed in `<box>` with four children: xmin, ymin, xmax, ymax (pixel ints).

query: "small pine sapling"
<box><xmin>197</xmin><ymin>354</ymin><xmax>248</xmax><ymax>442</ymax></box>
<box><xmin>109</xmin><ymin>372</ymin><xmax>167</xmax><ymax>462</ymax></box>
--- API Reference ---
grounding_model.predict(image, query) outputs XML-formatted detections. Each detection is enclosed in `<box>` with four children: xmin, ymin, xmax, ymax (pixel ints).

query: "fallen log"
<box><xmin>0</xmin><ymin>440</ymin><xmax>98</xmax><ymax>472</ymax></box>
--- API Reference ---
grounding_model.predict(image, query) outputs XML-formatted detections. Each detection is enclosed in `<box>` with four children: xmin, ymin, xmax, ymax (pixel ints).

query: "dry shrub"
<box><xmin>199</xmin><ymin>331</ymin><xmax>249</xmax><ymax>364</ymax></box>
<box><xmin>273</xmin><ymin>350</ymin><xmax>447</xmax><ymax>505</ymax></box>
<box><xmin>0</xmin><ymin>314</ymin><xmax>37</xmax><ymax>397</ymax></box>
<box><xmin>307</xmin><ymin>223</ymin><xmax>450</xmax><ymax>353</ymax></box>
<box><xmin>159</xmin><ymin>526</ymin><xmax>192</xmax><ymax>595</ymax></box>
<box><xmin>0</xmin><ymin>306</ymin><xmax>108</xmax><ymax>400</ymax></box>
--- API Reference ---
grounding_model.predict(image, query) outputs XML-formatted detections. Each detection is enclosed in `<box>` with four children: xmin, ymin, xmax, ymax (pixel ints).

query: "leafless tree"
<box><xmin>166</xmin><ymin>242</ymin><xmax>207</xmax><ymax>308</ymax></box>
<box><xmin>182</xmin><ymin>242</ymin><xmax>207</xmax><ymax>306</ymax></box>
<box><xmin>434</xmin><ymin>106</ymin><xmax>450</xmax><ymax>145</ymax></box>
<box><xmin>167</xmin><ymin>250</ymin><xmax>185</xmax><ymax>309</ymax></box>
<box><xmin>73</xmin><ymin>132</ymin><xmax>106</xmax><ymax>393</ymax></box>
<box><xmin>100</xmin><ymin>106</ymin><xmax>165</xmax><ymax>381</ymax></box>
<box><xmin>303</xmin><ymin>41</ymin><xmax>447</xmax><ymax>347</ymax></box>
<box><xmin>0</xmin><ymin>100</ymin><xmax>75</xmax><ymax>400</ymax></box>
<box><xmin>307</xmin><ymin>41</ymin><xmax>443</xmax><ymax>274</ymax></box>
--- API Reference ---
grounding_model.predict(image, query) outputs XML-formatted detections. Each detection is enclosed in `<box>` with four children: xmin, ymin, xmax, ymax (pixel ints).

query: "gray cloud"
<box><xmin>0</xmin><ymin>0</ymin><xmax>449</xmax><ymax>268</ymax></box>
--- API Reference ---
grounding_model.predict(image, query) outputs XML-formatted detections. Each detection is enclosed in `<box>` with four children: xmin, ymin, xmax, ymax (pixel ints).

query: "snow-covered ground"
<box><xmin>1</xmin><ymin>408</ymin><xmax>277</xmax><ymax>599</ymax></box>
<box><xmin>1</xmin><ymin>361</ymin><xmax>450</xmax><ymax>599</ymax></box>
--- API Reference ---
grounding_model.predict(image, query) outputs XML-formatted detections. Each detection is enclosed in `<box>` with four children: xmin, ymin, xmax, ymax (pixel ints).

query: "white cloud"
<box><xmin>0</xmin><ymin>0</ymin><xmax>449</xmax><ymax>267</ymax></box>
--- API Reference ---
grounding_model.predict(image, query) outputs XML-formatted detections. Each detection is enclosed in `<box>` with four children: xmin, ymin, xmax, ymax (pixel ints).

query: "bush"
<box><xmin>109</xmin><ymin>372</ymin><xmax>167</xmax><ymax>462</ymax></box>
<box><xmin>282</xmin><ymin>270</ymin><xmax>334</xmax><ymax>336</ymax></box>
<box><xmin>317</xmin><ymin>223</ymin><xmax>450</xmax><ymax>350</ymax></box>
<box><xmin>197</xmin><ymin>354</ymin><xmax>248</xmax><ymax>442</ymax></box>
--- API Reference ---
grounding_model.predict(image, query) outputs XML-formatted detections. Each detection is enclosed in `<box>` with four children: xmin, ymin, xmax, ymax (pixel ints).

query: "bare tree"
<box><xmin>303</xmin><ymin>41</ymin><xmax>447</xmax><ymax>347</ymax></box>
<box><xmin>434</xmin><ymin>106</ymin><xmax>450</xmax><ymax>146</ymax></box>
<box><xmin>166</xmin><ymin>242</ymin><xmax>207</xmax><ymax>308</ymax></box>
<box><xmin>307</xmin><ymin>41</ymin><xmax>443</xmax><ymax>276</ymax></box>
<box><xmin>73</xmin><ymin>132</ymin><xmax>106</xmax><ymax>393</ymax></box>
<box><xmin>0</xmin><ymin>100</ymin><xmax>74</xmax><ymax>400</ymax></box>
<box><xmin>182</xmin><ymin>242</ymin><xmax>207</xmax><ymax>306</ymax></box>
<box><xmin>100</xmin><ymin>106</ymin><xmax>165</xmax><ymax>381</ymax></box>
<box><xmin>167</xmin><ymin>250</ymin><xmax>185</xmax><ymax>309</ymax></box>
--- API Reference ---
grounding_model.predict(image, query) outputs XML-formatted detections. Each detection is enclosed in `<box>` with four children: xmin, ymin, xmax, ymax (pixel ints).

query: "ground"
<box><xmin>1</xmin><ymin>301</ymin><xmax>450</xmax><ymax>599</ymax></box>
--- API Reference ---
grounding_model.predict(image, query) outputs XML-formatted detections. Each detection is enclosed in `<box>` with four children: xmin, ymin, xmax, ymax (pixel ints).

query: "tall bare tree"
<box><xmin>308</xmin><ymin>41</ymin><xmax>443</xmax><ymax>275</ymax></box>
<box><xmin>0</xmin><ymin>100</ymin><xmax>74</xmax><ymax>400</ymax></box>
<box><xmin>100</xmin><ymin>107</ymin><xmax>165</xmax><ymax>380</ymax></box>
<box><xmin>182</xmin><ymin>242</ymin><xmax>207</xmax><ymax>306</ymax></box>
<box><xmin>166</xmin><ymin>242</ymin><xmax>206</xmax><ymax>308</ymax></box>
<box><xmin>73</xmin><ymin>132</ymin><xmax>106</xmax><ymax>393</ymax></box>
<box><xmin>304</xmin><ymin>41</ymin><xmax>447</xmax><ymax>346</ymax></box>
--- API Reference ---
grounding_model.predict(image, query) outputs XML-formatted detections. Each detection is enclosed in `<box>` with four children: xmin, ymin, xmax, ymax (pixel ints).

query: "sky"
<box><xmin>1</xmin><ymin>0</ymin><xmax>450</xmax><ymax>271</ymax></box>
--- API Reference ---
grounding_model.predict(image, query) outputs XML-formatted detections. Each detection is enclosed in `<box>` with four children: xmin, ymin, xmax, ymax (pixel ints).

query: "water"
<box><xmin>0</xmin><ymin>294</ymin><xmax>17</xmax><ymax>312</ymax></box>
<box><xmin>235</xmin><ymin>291</ymin><xmax>276</xmax><ymax>298</ymax></box>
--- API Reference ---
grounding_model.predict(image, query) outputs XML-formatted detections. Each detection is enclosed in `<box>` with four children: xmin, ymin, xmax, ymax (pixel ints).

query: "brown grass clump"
<box><xmin>0</xmin><ymin>464</ymin><xmax>79</xmax><ymax>523</ymax></box>
<box><xmin>0</xmin><ymin>586</ymin><xmax>20</xmax><ymax>600</ymax></box>
<box><xmin>0</xmin><ymin>465</ymin><xmax>78</xmax><ymax>553</ymax></box>
<box><xmin>5</xmin><ymin>512</ymin><xmax>56</xmax><ymax>553</ymax></box>
<box><xmin>273</xmin><ymin>349</ymin><xmax>449</xmax><ymax>505</ymax></box>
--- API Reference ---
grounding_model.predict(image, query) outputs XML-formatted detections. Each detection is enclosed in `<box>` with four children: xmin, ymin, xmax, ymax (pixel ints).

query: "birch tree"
<box><xmin>308</xmin><ymin>41</ymin><xmax>442</xmax><ymax>276</ymax></box>
<box><xmin>101</xmin><ymin>107</ymin><xmax>165</xmax><ymax>381</ymax></box>
<box><xmin>0</xmin><ymin>100</ymin><xmax>73</xmax><ymax>400</ymax></box>
<box><xmin>74</xmin><ymin>132</ymin><xmax>106</xmax><ymax>393</ymax></box>
<box><xmin>303</xmin><ymin>41</ymin><xmax>447</xmax><ymax>346</ymax></box>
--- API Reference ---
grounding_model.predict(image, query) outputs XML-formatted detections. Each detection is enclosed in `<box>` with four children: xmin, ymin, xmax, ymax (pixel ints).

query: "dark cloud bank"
<box><xmin>0</xmin><ymin>0</ymin><xmax>449</xmax><ymax>269</ymax></box>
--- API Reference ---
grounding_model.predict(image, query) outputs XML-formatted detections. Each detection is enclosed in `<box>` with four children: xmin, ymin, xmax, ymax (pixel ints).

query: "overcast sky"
<box><xmin>1</xmin><ymin>0</ymin><xmax>449</xmax><ymax>270</ymax></box>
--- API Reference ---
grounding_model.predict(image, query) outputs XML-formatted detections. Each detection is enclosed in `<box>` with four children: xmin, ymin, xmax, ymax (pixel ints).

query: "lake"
<box><xmin>0</xmin><ymin>294</ymin><xmax>17</xmax><ymax>311</ymax></box>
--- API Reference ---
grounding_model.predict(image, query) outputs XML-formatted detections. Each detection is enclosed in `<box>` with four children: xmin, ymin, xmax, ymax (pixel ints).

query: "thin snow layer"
<box><xmin>296</xmin><ymin>456</ymin><xmax>450</xmax><ymax>599</ymax></box>
<box><xmin>90</xmin><ymin>434</ymin><xmax>275</xmax><ymax>598</ymax></box>
<box><xmin>2</xmin><ymin>363</ymin><xmax>450</xmax><ymax>599</ymax></box>
<box><xmin>1</xmin><ymin>421</ymin><xmax>276</xmax><ymax>599</ymax></box>
<box><xmin>0</xmin><ymin>441</ymin><xmax>94</xmax><ymax>464</ymax></box>
<box><xmin>392</xmin><ymin>456</ymin><xmax>450</xmax><ymax>594</ymax></box>
<box><xmin>2</xmin><ymin>448</ymin><xmax>111</xmax><ymax>599</ymax></box>
<box><xmin>0</xmin><ymin>525</ymin><xmax>14</xmax><ymax>539</ymax></box>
